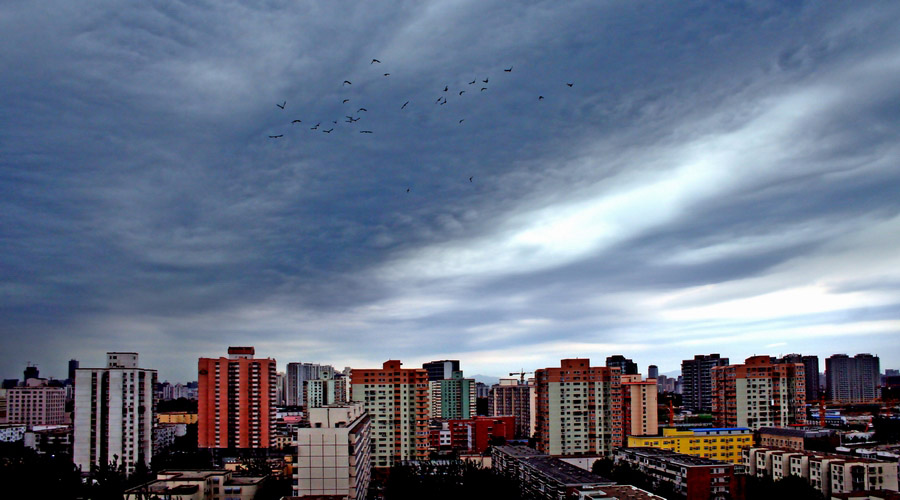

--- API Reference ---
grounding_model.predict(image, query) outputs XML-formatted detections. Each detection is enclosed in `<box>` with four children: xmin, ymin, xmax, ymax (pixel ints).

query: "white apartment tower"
<box><xmin>74</xmin><ymin>352</ymin><xmax>157</xmax><ymax>476</ymax></box>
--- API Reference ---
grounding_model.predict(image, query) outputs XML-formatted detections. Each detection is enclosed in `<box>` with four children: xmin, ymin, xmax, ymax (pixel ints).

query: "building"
<box><xmin>534</xmin><ymin>358</ymin><xmax>623</xmax><ymax>456</ymax></box>
<box><xmin>779</xmin><ymin>354</ymin><xmax>821</xmax><ymax>401</ymax></box>
<box><xmin>125</xmin><ymin>470</ymin><xmax>266</xmax><ymax>500</ymax></box>
<box><xmin>307</xmin><ymin>371</ymin><xmax>348</xmax><ymax>409</ymax></box>
<box><xmin>286</xmin><ymin>362</ymin><xmax>334</xmax><ymax>407</ymax></box>
<box><xmin>24</xmin><ymin>425</ymin><xmax>73</xmax><ymax>455</ymax></box>
<box><xmin>605</xmin><ymin>355</ymin><xmax>637</xmax><ymax>376</ymax></box>
<box><xmin>275</xmin><ymin>371</ymin><xmax>286</xmax><ymax>406</ymax></box>
<box><xmin>0</xmin><ymin>389</ymin><xmax>6</xmax><ymax>423</ymax></box>
<box><xmin>743</xmin><ymin>447</ymin><xmax>898</xmax><ymax>497</ymax></box>
<box><xmin>826</xmin><ymin>354</ymin><xmax>881</xmax><ymax>403</ymax></box>
<box><xmin>429</xmin><ymin>370</ymin><xmax>476</xmax><ymax>419</ymax></box>
<box><xmin>350</xmin><ymin>360</ymin><xmax>429</xmax><ymax>468</ymax></box>
<box><xmin>627</xmin><ymin>427</ymin><xmax>753</xmax><ymax>464</ymax></box>
<box><xmin>0</xmin><ymin>424</ymin><xmax>27</xmax><ymax>442</ymax></box>
<box><xmin>73</xmin><ymin>352</ymin><xmax>157</xmax><ymax>476</ymax></box>
<box><xmin>157</xmin><ymin>411</ymin><xmax>198</xmax><ymax>425</ymax></box>
<box><xmin>5</xmin><ymin>382</ymin><xmax>66</xmax><ymax>425</ymax></box>
<box><xmin>489</xmin><ymin>379</ymin><xmax>534</xmax><ymax>439</ymax></box>
<box><xmin>616</xmin><ymin>447</ymin><xmax>744</xmax><ymax>500</ymax></box>
<box><xmin>429</xmin><ymin>416</ymin><xmax>515</xmax><ymax>454</ymax></box>
<box><xmin>711</xmin><ymin>355</ymin><xmax>806</xmax><ymax>430</ymax></box>
<box><xmin>67</xmin><ymin>359</ymin><xmax>79</xmax><ymax>384</ymax></box>
<box><xmin>422</xmin><ymin>360</ymin><xmax>460</xmax><ymax>382</ymax></box>
<box><xmin>493</xmin><ymin>445</ymin><xmax>619</xmax><ymax>500</ymax></box>
<box><xmin>198</xmin><ymin>346</ymin><xmax>276</xmax><ymax>449</ymax></box>
<box><xmin>647</xmin><ymin>365</ymin><xmax>658</xmax><ymax>379</ymax></box>
<box><xmin>154</xmin><ymin>423</ymin><xmax>178</xmax><ymax>453</ymax></box>
<box><xmin>757</xmin><ymin>427</ymin><xmax>839</xmax><ymax>451</ymax></box>
<box><xmin>620</xmin><ymin>374</ymin><xmax>658</xmax><ymax>437</ymax></box>
<box><xmin>682</xmin><ymin>354</ymin><xmax>729</xmax><ymax>413</ymax></box>
<box><xmin>294</xmin><ymin>403</ymin><xmax>371</xmax><ymax>500</ymax></box>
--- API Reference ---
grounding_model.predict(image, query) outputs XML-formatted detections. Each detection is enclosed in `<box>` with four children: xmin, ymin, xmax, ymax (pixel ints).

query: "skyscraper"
<box><xmin>826</xmin><ymin>354</ymin><xmax>880</xmax><ymax>403</ymax></box>
<box><xmin>681</xmin><ymin>354</ymin><xmax>729</xmax><ymax>413</ymax></box>
<box><xmin>73</xmin><ymin>352</ymin><xmax>157</xmax><ymax>476</ymax></box>
<box><xmin>307</xmin><ymin>371</ymin><xmax>348</xmax><ymax>408</ymax></box>
<box><xmin>647</xmin><ymin>365</ymin><xmax>658</xmax><ymax>379</ymax></box>
<box><xmin>350</xmin><ymin>360</ymin><xmax>429</xmax><ymax>468</ymax></box>
<box><xmin>535</xmin><ymin>358</ymin><xmax>623</xmax><ymax>456</ymax></box>
<box><xmin>198</xmin><ymin>347</ymin><xmax>276</xmax><ymax>448</ymax></box>
<box><xmin>778</xmin><ymin>354</ymin><xmax>820</xmax><ymax>402</ymax></box>
<box><xmin>68</xmin><ymin>359</ymin><xmax>79</xmax><ymax>383</ymax></box>
<box><xmin>286</xmin><ymin>362</ymin><xmax>334</xmax><ymax>407</ymax></box>
<box><xmin>489</xmin><ymin>379</ymin><xmax>534</xmax><ymax>439</ymax></box>
<box><xmin>605</xmin><ymin>355</ymin><xmax>638</xmax><ymax>375</ymax></box>
<box><xmin>429</xmin><ymin>370</ymin><xmax>476</xmax><ymax>419</ymax></box>
<box><xmin>711</xmin><ymin>355</ymin><xmax>806</xmax><ymax>429</ymax></box>
<box><xmin>422</xmin><ymin>360</ymin><xmax>460</xmax><ymax>382</ymax></box>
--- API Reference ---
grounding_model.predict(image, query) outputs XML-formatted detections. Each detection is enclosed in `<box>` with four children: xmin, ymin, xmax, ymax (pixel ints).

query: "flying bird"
<box><xmin>481</xmin><ymin>87</ymin><xmax>487</xmax><ymax>91</ymax></box>
<box><xmin>343</xmin><ymin>80</ymin><xmax>352</xmax><ymax>86</ymax></box>
<box><xmin>566</xmin><ymin>83</ymin><xmax>574</xmax><ymax>87</ymax></box>
<box><xmin>401</xmin><ymin>101</ymin><xmax>409</xmax><ymax>109</ymax></box>
<box><xmin>469</xmin><ymin>176</ymin><xmax>473</xmax><ymax>182</ymax></box>
<box><xmin>343</xmin><ymin>99</ymin><xmax>350</xmax><ymax>103</ymax></box>
<box><xmin>444</xmin><ymin>86</ymin><xmax>448</xmax><ymax>92</ymax></box>
<box><xmin>459</xmin><ymin>91</ymin><xmax>465</xmax><ymax>95</ymax></box>
<box><xmin>323</xmin><ymin>128</ymin><xmax>333</xmax><ymax>133</ymax></box>
<box><xmin>268</xmin><ymin>135</ymin><xmax>283</xmax><ymax>138</ymax></box>
<box><xmin>439</xmin><ymin>98</ymin><xmax>447</xmax><ymax>105</ymax></box>
<box><xmin>504</xmin><ymin>66</ymin><xmax>513</xmax><ymax>72</ymax></box>
<box><xmin>459</xmin><ymin>119</ymin><xmax>464</xmax><ymax>124</ymax></box>
<box><xmin>332</xmin><ymin>120</ymin><xmax>338</xmax><ymax>124</ymax></box>
<box><xmin>406</xmin><ymin>188</ymin><xmax>410</xmax><ymax>193</ymax></box>
<box><xmin>276</xmin><ymin>101</ymin><xmax>286</xmax><ymax>109</ymax></box>
<box><xmin>358</xmin><ymin>108</ymin><xmax>367</xmax><ymax>112</ymax></box>
<box><xmin>469</xmin><ymin>79</ymin><xmax>476</xmax><ymax>84</ymax></box>
<box><xmin>436</xmin><ymin>97</ymin><xmax>443</xmax><ymax>104</ymax></box>
<box><xmin>371</xmin><ymin>59</ymin><xmax>381</xmax><ymax>64</ymax></box>
<box><xmin>384</xmin><ymin>73</ymin><xmax>390</xmax><ymax>76</ymax></box>
<box><xmin>538</xmin><ymin>96</ymin><xmax>544</xmax><ymax>100</ymax></box>
<box><xmin>311</xmin><ymin>122</ymin><xmax>320</xmax><ymax>130</ymax></box>
<box><xmin>360</xmin><ymin>130</ymin><xmax>373</xmax><ymax>133</ymax></box>
<box><xmin>483</xmin><ymin>78</ymin><xmax>489</xmax><ymax>83</ymax></box>
<box><xmin>292</xmin><ymin>119</ymin><xmax>302</xmax><ymax>123</ymax></box>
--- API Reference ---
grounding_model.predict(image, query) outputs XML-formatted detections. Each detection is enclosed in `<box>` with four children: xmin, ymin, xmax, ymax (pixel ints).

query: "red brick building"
<box><xmin>198</xmin><ymin>347</ymin><xmax>276</xmax><ymax>448</ymax></box>
<box><xmin>711</xmin><ymin>355</ymin><xmax>806</xmax><ymax>430</ymax></box>
<box><xmin>429</xmin><ymin>416</ymin><xmax>515</xmax><ymax>453</ymax></box>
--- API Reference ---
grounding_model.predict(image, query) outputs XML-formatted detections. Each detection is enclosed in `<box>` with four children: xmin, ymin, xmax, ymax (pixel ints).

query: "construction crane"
<box><xmin>509</xmin><ymin>369</ymin><xmax>534</xmax><ymax>384</ymax></box>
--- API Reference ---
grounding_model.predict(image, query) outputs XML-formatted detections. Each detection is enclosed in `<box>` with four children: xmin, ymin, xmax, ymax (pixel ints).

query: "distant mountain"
<box><xmin>471</xmin><ymin>374</ymin><xmax>501</xmax><ymax>386</ymax></box>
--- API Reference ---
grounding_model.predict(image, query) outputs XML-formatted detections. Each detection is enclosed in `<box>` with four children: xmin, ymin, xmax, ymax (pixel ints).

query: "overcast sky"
<box><xmin>2</xmin><ymin>0</ymin><xmax>899</xmax><ymax>382</ymax></box>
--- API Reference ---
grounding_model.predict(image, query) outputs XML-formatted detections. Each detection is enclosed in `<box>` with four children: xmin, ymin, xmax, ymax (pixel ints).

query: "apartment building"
<box><xmin>616</xmin><ymin>447</ymin><xmax>744</xmax><ymax>500</ymax></box>
<box><xmin>493</xmin><ymin>445</ymin><xmax>623</xmax><ymax>500</ymax></box>
<box><xmin>198</xmin><ymin>347</ymin><xmax>276</xmax><ymax>448</ymax></box>
<box><xmin>350</xmin><ymin>360</ymin><xmax>429</xmax><ymax>468</ymax></box>
<box><xmin>429</xmin><ymin>370</ymin><xmax>476</xmax><ymax>419</ymax></box>
<box><xmin>489</xmin><ymin>379</ymin><xmax>535</xmax><ymax>439</ymax></box>
<box><xmin>779</xmin><ymin>354</ymin><xmax>821</xmax><ymax>401</ymax></box>
<box><xmin>428</xmin><ymin>416</ymin><xmax>515</xmax><ymax>454</ymax></box>
<box><xmin>826</xmin><ymin>354</ymin><xmax>881</xmax><ymax>403</ymax></box>
<box><xmin>682</xmin><ymin>354</ymin><xmax>729</xmax><ymax>413</ymax></box>
<box><xmin>125</xmin><ymin>470</ymin><xmax>265</xmax><ymax>500</ymax></box>
<box><xmin>711</xmin><ymin>355</ymin><xmax>806</xmax><ymax>429</ymax></box>
<box><xmin>6</xmin><ymin>382</ymin><xmax>66</xmax><ymax>425</ymax></box>
<box><xmin>627</xmin><ymin>427</ymin><xmax>753</xmax><ymax>464</ymax></box>
<box><xmin>757</xmin><ymin>426</ymin><xmax>839</xmax><ymax>451</ymax></box>
<box><xmin>621</xmin><ymin>374</ymin><xmax>658</xmax><ymax>437</ymax></box>
<box><xmin>534</xmin><ymin>358</ymin><xmax>623</xmax><ymax>456</ymax></box>
<box><xmin>286</xmin><ymin>362</ymin><xmax>334</xmax><ymax>407</ymax></box>
<box><xmin>306</xmin><ymin>371</ymin><xmax>348</xmax><ymax>408</ymax></box>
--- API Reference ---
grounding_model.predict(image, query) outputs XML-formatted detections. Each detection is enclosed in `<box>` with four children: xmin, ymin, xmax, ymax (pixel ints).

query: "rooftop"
<box><xmin>494</xmin><ymin>445</ymin><xmax>546</xmax><ymax>458</ymax></box>
<box><xmin>618</xmin><ymin>447</ymin><xmax>731</xmax><ymax>467</ymax></box>
<box><xmin>524</xmin><ymin>456</ymin><xmax>613</xmax><ymax>486</ymax></box>
<box><xmin>758</xmin><ymin>427</ymin><xmax>835</xmax><ymax>438</ymax></box>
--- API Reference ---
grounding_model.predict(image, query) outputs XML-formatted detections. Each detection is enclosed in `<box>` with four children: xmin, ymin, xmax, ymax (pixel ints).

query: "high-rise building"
<box><xmin>647</xmin><ymin>365</ymin><xmax>658</xmax><ymax>379</ymax></box>
<box><xmin>73</xmin><ymin>352</ymin><xmax>157</xmax><ymax>476</ymax></box>
<box><xmin>23</xmin><ymin>364</ymin><xmax>39</xmax><ymax>382</ymax></box>
<box><xmin>6</xmin><ymin>382</ymin><xmax>66</xmax><ymax>426</ymax></box>
<box><xmin>422</xmin><ymin>360</ymin><xmax>460</xmax><ymax>382</ymax></box>
<box><xmin>489</xmin><ymin>379</ymin><xmax>534</xmax><ymax>439</ymax></box>
<box><xmin>605</xmin><ymin>355</ymin><xmax>637</xmax><ymax>375</ymax></box>
<box><xmin>350</xmin><ymin>360</ymin><xmax>429</xmax><ymax>468</ymax></box>
<box><xmin>286</xmin><ymin>362</ymin><xmax>334</xmax><ymax>407</ymax></box>
<box><xmin>682</xmin><ymin>354</ymin><xmax>729</xmax><ymax>413</ymax></box>
<box><xmin>825</xmin><ymin>354</ymin><xmax>880</xmax><ymax>403</ymax></box>
<box><xmin>535</xmin><ymin>358</ymin><xmax>623</xmax><ymax>456</ymax></box>
<box><xmin>275</xmin><ymin>371</ymin><xmax>286</xmax><ymax>406</ymax></box>
<box><xmin>307</xmin><ymin>371</ymin><xmax>348</xmax><ymax>408</ymax></box>
<box><xmin>68</xmin><ymin>359</ymin><xmax>79</xmax><ymax>383</ymax></box>
<box><xmin>198</xmin><ymin>347</ymin><xmax>276</xmax><ymax>449</ymax></box>
<box><xmin>711</xmin><ymin>355</ymin><xmax>806</xmax><ymax>430</ymax></box>
<box><xmin>429</xmin><ymin>370</ymin><xmax>476</xmax><ymax>419</ymax></box>
<box><xmin>778</xmin><ymin>354</ymin><xmax>820</xmax><ymax>402</ymax></box>
<box><xmin>620</xmin><ymin>374</ymin><xmax>657</xmax><ymax>437</ymax></box>
<box><xmin>294</xmin><ymin>403</ymin><xmax>371</xmax><ymax>500</ymax></box>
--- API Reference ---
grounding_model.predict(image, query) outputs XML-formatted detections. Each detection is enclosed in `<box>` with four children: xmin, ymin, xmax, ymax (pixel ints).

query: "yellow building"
<box><xmin>627</xmin><ymin>427</ymin><xmax>753</xmax><ymax>463</ymax></box>
<box><xmin>157</xmin><ymin>411</ymin><xmax>198</xmax><ymax>425</ymax></box>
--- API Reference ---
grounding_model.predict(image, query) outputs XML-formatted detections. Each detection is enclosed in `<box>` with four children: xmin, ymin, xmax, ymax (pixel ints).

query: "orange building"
<box><xmin>621</xmin><ymin>374</ymin><xmax>658</xmax><ymax>437</ymax></box>
<box><xmin>198</xmin><ymin>347</ymin><xmax>276</xmax><ymax>448</ymax></box>
<box><xmin>350</xmin><ymin>360</ymin><xmax>429</xmax><ymax>468</ymax></box>
<box><xmin>711</xmin><ymin>355</ymin><xmax>806</xmax><ymax>430</ymax></box>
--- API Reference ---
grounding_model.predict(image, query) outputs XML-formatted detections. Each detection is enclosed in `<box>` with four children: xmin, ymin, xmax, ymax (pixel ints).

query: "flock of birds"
<box><xmin>267</xmin><ymin>58</ymin><xmax>576</xmax><ymax>191</ymax></box>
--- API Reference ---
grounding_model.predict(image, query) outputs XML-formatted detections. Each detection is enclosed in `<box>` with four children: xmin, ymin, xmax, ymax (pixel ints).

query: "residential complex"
<box><xmin>627</xmin><ymin>427</ymin><xmax>753</xmax><ymax>464</ymax></box>
<box><xmin>779</xmin><ymin>354</ymin><xmax>821</xmax><ymax>401</ymax></box>
<box><xmin>710</xmin><ymin>355</ymin><xmax>806</xmax><ymax>429</ymax></box>
<box><xmin>286</xmin><ymin>362</ymin><xmax>334</xmax><ymax>407</ymax></box>
<box><xmin>422</xmin><ymin>359</ymin><xmax>460</xmax><ymax>382</ymax></box>
<box><xmin>306</xmin><ymin>371</ymin><xmax>348</xmax><ymax>408</ymax></box>
<box><xmin>616</xmin><ymin>447</ymin><xmax>744</xmax><ymax>500</ymax></box>
<box><xmin>757</xmin><ymin>426</ymin><xmax>839</xmax><ymax>451</ymax></box>
<box><xmin>350</xmin><ymin>360</ymin><xmax>429</xmax><ymax>468</ymax></box>
<box><xmin>429</xmin><ymin>416</ymin><xmax>515</xmax><ymax>454</ymax></box>
<box><xmin>826</xmin><ymin>354</ymin><xmax>881</xmax><ymax>403</ymax></box>
<box><xmin>621</xmin><ymin>374</ymin><xmax>658</xmax><ymax>437</ymax></box>
<box><xmin>488</xmin><ymin>378</ymin><xmax>535</xmax><ymax>438</ymax></box>
<box><xmin>5</xmin><ymin>382</ymin><xmax>66</xmax><ymax>425</ymax></box>
<box><xmin>73</xmin><ymin>352</ymin><xmax>157</xmax><ymax>476</ymax></box>
<box><xmin>294</xmin><ymin>403</ymin><xmax>371</xmax><ymax>500</ymax></box>
<box><xmin>682</xmin><ymin>354</ymin><xmax>729</xmax><ymax>413</ymax></box>
<box><xmin>125</xmin><ymin>470</ymin><xmax>266</xmax><ymax>500</ymax></box>
<box><xmin>534</xmin><ymin>358</ymin><xmax>623</xmax><ymax>456</ymax></box>
<box><xmin>605</xmin><ymin>355</ymin><xmax>638</xmax><ymax>376</ymax></box>
<box><xmin>429</xmin><ymin>370</ymin><xmax>476</xmax><ymax>419</ymax></box>
<box><xmin>198</xmin><ymin>346</ymin><xmax>277</xmax><ymax>448</ymax></box>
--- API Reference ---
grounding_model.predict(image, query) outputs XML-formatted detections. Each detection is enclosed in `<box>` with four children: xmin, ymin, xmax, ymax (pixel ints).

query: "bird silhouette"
<box><xmin>401</xmin><ymin>101</ymin><xmax>409</xmax><ymax>109</ymax></box>
<box><xmin>343</xmin><ymin>99</ymin><xmax>350</xmax><ymax>103</ymax></box>
<box><xmin>504</xmin><ymin>66</ymin><xmax>513</xmax><ymax>72</ymax></box>
<box><xmin>358</xmin><ymin>108</ymin><xmax>367</xmax><ymax>112</ymax></box>
<box><xmin>459</xmin><ymin>119</ymin><xmax>465</xmax><ymax>124</ymax></box>
<box><xmin>311</xmin><ymin>122</ymin><xmax>320</xmax><ymax>130</ymax></box>
<box><xmin>566</xmin><ymin>83</ymin><xmax>574</xmax><ymax>87</ymax></box>
<box><xmin>538</xmin><ymin>96</ymin><xmax>544</xmax><ymax>100</ymax></box>
<box><xmin>440</xmin><ymin>98</ymin><xmax>447</xmax><ymax>105</ymax></box>
<box><xmin>406</xmin><ymin>188</ymin><xmax>410</xmax><ymax>193</ymax></box>
<box><xmin>483</xmin><ymin>78</ymin><xmax>489</xmax><ymax>83</ymax></box>
<box><xmin>469</xmin><ymin>79</ymin><xmax>476</xmax><ymax>84</ymax></box>
<box><xmin>332</xmin><ymin>120</ymin><xmax>338</xmax><ymax>124</ymax></box>
<box><xmin>459</xmin><ymin>91</ymin><xmax>465</xmax><ymax>95</ymax></box>
<box><xmin>276</xmin><ymin>101</ymin><xmax>286</xmax><ymax>109</ymax></box>
<box><xmin>469</xmin><ymin>176</ymin><xmax>473</xmax><ymax>182</ymax></box>
<box><xmin>444</xmin><ymin>86</ymin><xmax>448</xmax><ymax>92</ymax></box>
<box><xmin>360</xmin><ymin>130</ymin><xmax>373</xmax><ymax>133</ymax></box>
<box><xmin>268</xmin><ymin>135</ymin><xmax>283</xmax><ymax>138</ymax></box>
<box><xmin>323</xmin><ymin>128</ymin><xmax>333</xmax><ymax>133</ymax></box>
<box><xmin>481</xmin><ymin>87</ymin><xmax>487</xmax><ymax>91</ymax></box>
<box><xmin>436</xmin><ymin>97</ymin><xmax>443</xmax><ymax>104</ymax></box>
<box><xmin>371</xmin><ymin>59</ymin><xmax>381</xmax><ymax>64</ymax></box>
<box><xmin>343</xmin><ymin>80</ymin><xmax>352</xmax><ymax>86</ymax></box>
<box><xmin>384</xmin><ymin>73</ymin><xmax>390</xmax><ymax>76</ymax></box>
<box><xmin>292</xmin><ymin>119</ymin><xmax>302</xmax><ymax>123</ymax></box>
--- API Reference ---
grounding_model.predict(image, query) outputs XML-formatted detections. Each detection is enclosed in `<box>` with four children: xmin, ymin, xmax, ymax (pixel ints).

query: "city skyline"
<box><xmin>3</xmin><ymin>1</ymin><xmax>900</xmax><ymax>381</ymax></box>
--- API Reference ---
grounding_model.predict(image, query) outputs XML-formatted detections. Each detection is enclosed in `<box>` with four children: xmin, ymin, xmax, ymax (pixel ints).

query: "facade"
<box><xmin>306</xmin><ymin>371</ymin><xmax>348</xmax><ymax>408</ymax></box>
<box><xmin>0</xmin><ymin>424</ymin><xmax>27</xmax><ymax>442</ymax></box>
<box><xmin>757</xmin><ymin>427</ymin><xmax>839</xmax><ymax>451</ymax></box>
<box><xmin>605</xmin><ymin>355</ymin><xmax>638</xmax><ymax>375</ymax></box>
<box><xmin>125</xmin><ymin>470</ymin><xmax>265</xmax><ymax>500</ymax></box>
<box><xmin>492</xmin><ymin>445</ymin><xmax>619</xmax><ymax>500</ymax></box>
<box><xmin>743</xmin><ymin>447</ymin><xmax>898</xmax><ymax>497</ymax></box>
<box><xmin>489</xmin><ymin>379</ymin><xmax>534</xmax><ymax>438</ymax></box>
<box><xmin>429</xmin><ymin>370</ymin><xmax>476</xmax><ymax>419</ymax></box>
<box><xmin>534</xmin><ymin>358</ymin><xmax>623</xmax><ymax>456</ymax></box>
<box><xmin>286</xmin><ymin>362</ymin><xmax>334</xmax><ymax>407</ymax></box>
<box><xmin>198</xmin><ymin>346</ymin><xmax>276</xmax><ymax>449</ymax></box>
<box><xmin>682</xmin><ymin>354</ymin><xmax>729</xmax><ymax>413</ymax></box>
<box><xmin>350</xmin><ymin>360</ymin><xmax>429</xmax><ymax>468</ymax></box>
<box><xmin>24</xmin><ymin>425</ymin><xmax>73</xmax><ymax>455</ymax></box>
<box><xmin>648</xmin><ymin>365</ymin><xmax>658</xmax><ymax>379</ymax></box>
<box><xmin>627</xmin><ymin>427</ymin><xmax>753</xmax><ymax>464</ymax></box>
<box><xmin>294</xmin><ymin>403</ymin><xmax>371</xmax><ymax>500</ymax></box>
<box><xmin>826</xmin><ymin>354</ymin><xmax>881</xmax><ymax>403</ymax></box>
<box><xmin>422</xmin><ymin>359</ymin><xmax>460</xmax><ymax>382</ymax></box>
<box><xmin>779</xmin><ymin>354</ymin><xmax>821</xmax><ymax>402</ymax></box>
<box><xmin>6</xmin><ymin>384</ymin><xmax>66</xmax><ymax>425</ymax></box>
<box><xmin>429</xmin><ymin>416</ymin><xmax>515</xmax><ymax>454</ymax></box>
<box><xmin>710</xmin><ymin>355</ymin><xmax>806</xmax><ymax>430</ymax></box>
<box><xmin>73</xmin><ymin>352</ymin><xmax>157</xmax><ymax>476</ymax></box>
<box><xmin>616</xmin><ymin>447</ymin><xmax>744</xmax><ymax>500</ymax></box>
<box><xmin>620</xmin><ymin>374</ymin><xmax>658</xmax><ymax>437</ymax></box>
<box><xmin>158</xmin><ymin>411</ymin><xmax>198</xmax><ymax>425</ymax></box>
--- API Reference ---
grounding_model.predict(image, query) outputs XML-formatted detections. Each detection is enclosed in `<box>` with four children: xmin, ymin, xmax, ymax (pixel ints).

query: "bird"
<box><xmin>332</xmin><ymin>120</ymin><xmax>338</xmax><ymax>124</ymax></box>
<box><xmin>358</xmin><ymin>108</ymin><xmax>367</xmax><ymax>112</ymax></box>
<box><xmin>566</xmin><ymin>83</ymin><xmax>574</xmax><ymax>87</ymax></box>
<box><xmin>406</xmin><ymin>188</ymin><xmax>410</xmax><ymax>193</ymax></box>
<box><xmin>504</xmin><ymin>66</ymin><xmax>512</xmax><ymax>72</ymax></box>
<box><xmin>323</xmin><ymin>128</ymin><xmax>333</xmax><ymax>133</ymax></box>
<box><xmin>401</xmin><ymin>101</ymin><xmax>409</xmax><ymax>109</ymax></box>
<box><xmin>343</xmin><ymin>99</ymin><xmax>350</xmax><ymax>103</ymax></box>
<box><xmin>384</xmin><ymin>73</ymin><xmax>390</xmax><ymax>76</ymax></box>
<box><xmin>469</xmin><ymin>176</ymin><xmax>473</xmax><ymax>182</ymax></box>
<box><xmin>435</xmin><ymin>97</ymin><xmax>443</xmax><ymax>104</ymax></box>
<box><xmin>268</xmin><ymin>134</ymin><xmax>283</xmax><ymax>138</ymax></box>
<box><xmin>469</xmin><ymin>79</ymin><xmax>476</xmax><ymax>84</ymax></box>
<box><xmin>292</xmin><ymin>119</ymin><xmax>302</xmax><ymax>123</ymax></box>
<box><xmin>311</xmin><ymin>122</ymin><xmax>320</xmax><ymax>130</ymax></box>
<box><xmin>276</xmin><ymin>101</ymin><xmax>286</xmax><ymax>109</ymax></box>
<box><xmin>459</xmin><ymin>119</ymin><xmax>465</xmax><ymax>124</ymax></box>
<box><xmin>481</xmin><ymin>87</ymin><xmax>487</xmax><ymax>92</ymax></box>
<box><xmin>360</xmin><ymin>130</ymin><xmax>373</xmax><ymax>133</ymax></box>
<box><xmin>459</xmin><ymin>91</ymin><xmax>465</xmax><ymax>96</ymax></box>
<box><xmin>538</xmin><ymin>95</ymin><xmax>544</xmax><ymax>100</ymax></box>
<box><xmin>483</xmin><ymin>78</ymin><xmax>489</xmax><ymax>83</ymax></box>
<box><xmin>439</xmin><ymin>98</ymin><xmax>447</xmax><ymax>105</ymax></box>
<box><xmin>443</xmin><ymin>86</ymin><xmax>448</xmax><ymax>92</ymax></box>
<box><xmin>371</xmin><ymin>59</ymin><xmax>381</xmax><ymax>64</ymax></box>
<box><xmin>343</xmin><ymin>80</ymin><xmax>352</xmax><ymax>86</ymax></box>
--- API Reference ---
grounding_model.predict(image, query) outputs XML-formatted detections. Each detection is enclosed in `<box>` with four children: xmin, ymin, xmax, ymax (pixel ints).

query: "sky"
<box><xmin>2</xmin><ymin>0</ymin><xmax>899</xmax><ymax>382</ymax></box>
